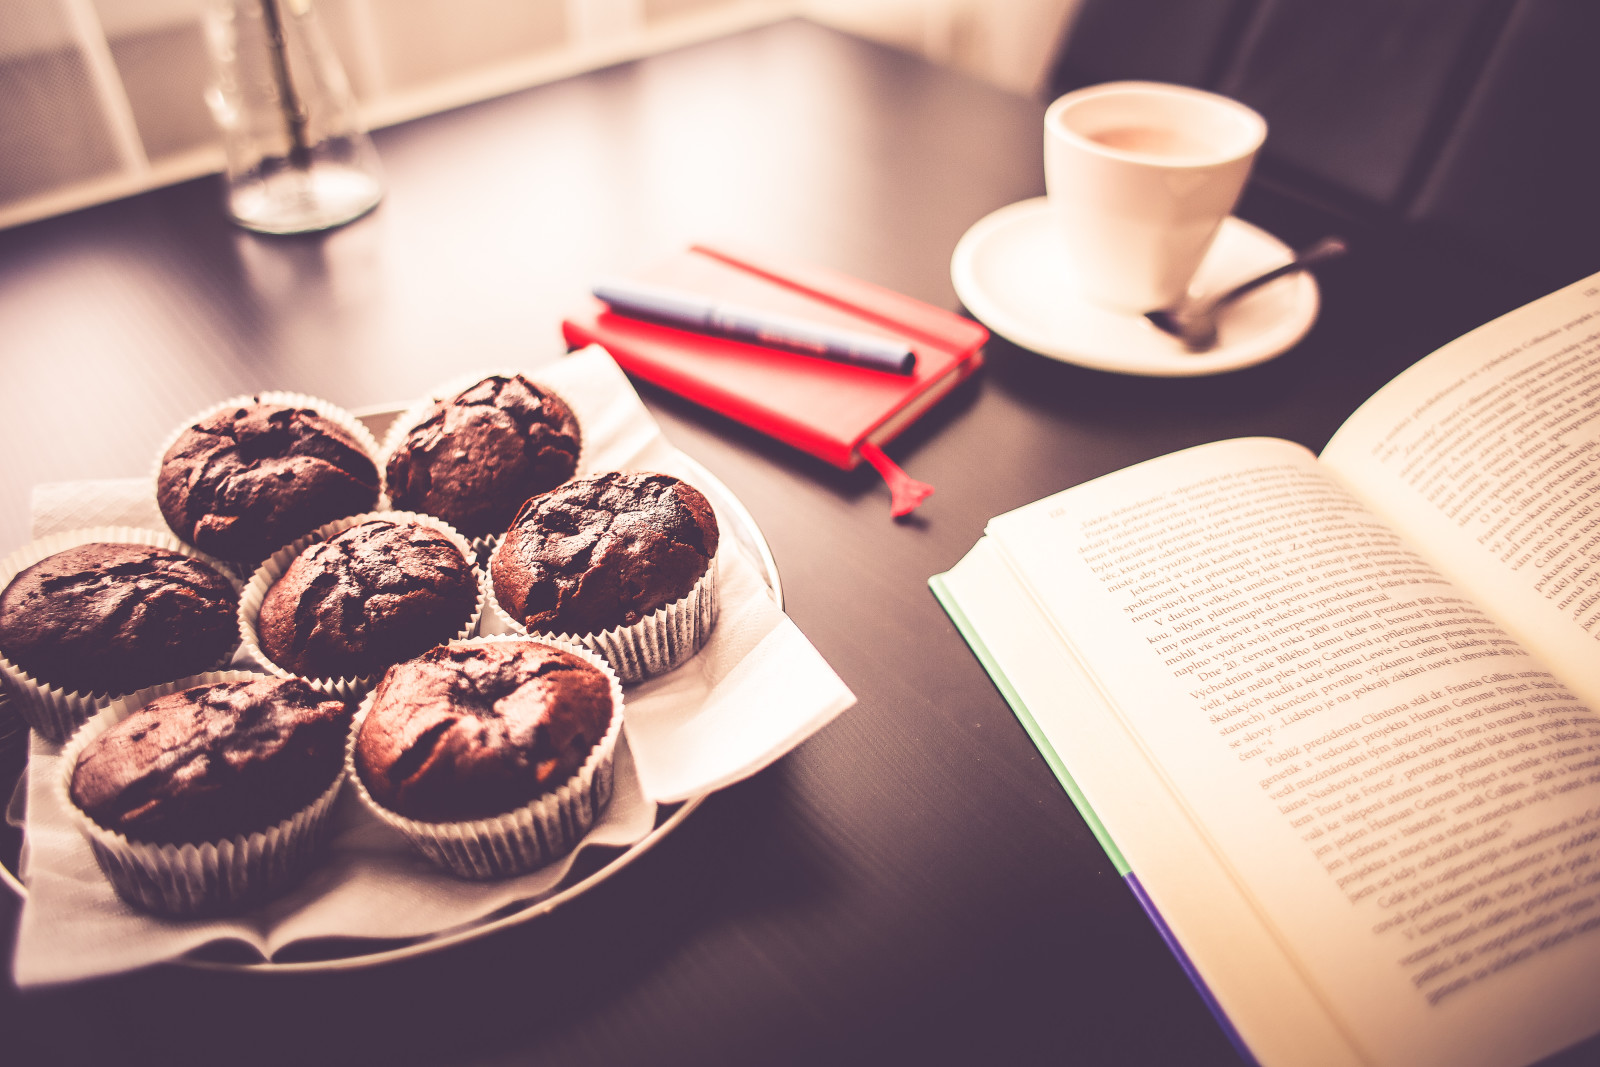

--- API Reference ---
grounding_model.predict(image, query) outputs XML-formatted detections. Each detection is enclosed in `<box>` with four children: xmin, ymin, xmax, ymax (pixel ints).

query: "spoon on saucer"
<box><xmin>1145</xmin><ymin>235</ymin><xmax>1348</xmax><ymax>352</ymax></box>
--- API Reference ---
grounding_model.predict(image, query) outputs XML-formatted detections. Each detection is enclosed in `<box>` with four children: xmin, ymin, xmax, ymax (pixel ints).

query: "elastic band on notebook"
<box><xmin>859</xmin><ymin>441</ymin><xmax>933</xmax><ymax>518</ymax></box>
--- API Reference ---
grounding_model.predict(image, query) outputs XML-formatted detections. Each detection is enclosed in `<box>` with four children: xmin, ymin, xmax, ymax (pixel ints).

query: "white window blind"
<box><xmin>0</xmin><ymin>0</ymin><xmax>792</xmax><ymax>229</ymax></box>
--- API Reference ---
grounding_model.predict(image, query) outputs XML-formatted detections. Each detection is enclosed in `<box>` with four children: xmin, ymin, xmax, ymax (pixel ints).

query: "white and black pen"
<box><xmin>592</xmin><ymin>279</ymin><xmax>917</xmax><ymax>375</ymax></box>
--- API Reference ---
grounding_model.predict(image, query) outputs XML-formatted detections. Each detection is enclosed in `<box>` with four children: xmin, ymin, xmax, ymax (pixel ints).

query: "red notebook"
<box><xmin>562</xmin><ymin>245</ymin><xmax>988</xmax><ymax>516</ymax></box>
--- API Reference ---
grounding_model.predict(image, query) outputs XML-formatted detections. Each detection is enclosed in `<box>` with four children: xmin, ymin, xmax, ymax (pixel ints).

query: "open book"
<box><xmin>931</xmin><ymin>273</ymin><xmax>1600</xmax><ymax>1067</ymax></box>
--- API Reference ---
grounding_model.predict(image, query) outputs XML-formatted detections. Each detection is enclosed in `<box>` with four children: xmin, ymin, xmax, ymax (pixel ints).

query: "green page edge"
<box><xmin>929</xmin><ymin>572</ymin><xmax>1130</xmax><ymax>875</ymax></box>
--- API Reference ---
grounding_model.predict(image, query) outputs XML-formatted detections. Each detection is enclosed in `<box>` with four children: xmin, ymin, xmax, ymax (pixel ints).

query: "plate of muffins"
<box><xmin>0</xmin><ymin>347</ymin><xmax>825</xmax><ymax>979</ymax></box>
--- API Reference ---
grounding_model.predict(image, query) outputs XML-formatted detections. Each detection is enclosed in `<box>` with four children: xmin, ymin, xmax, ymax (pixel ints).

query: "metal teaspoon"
<box><xmin>1145</xmin><ymin>235</ymin><xmax>1349</xmax><ymax>352</ymax></box>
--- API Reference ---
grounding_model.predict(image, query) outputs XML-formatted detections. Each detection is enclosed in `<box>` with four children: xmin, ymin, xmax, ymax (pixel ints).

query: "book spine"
<box><xmin>928</xmin><ymin>573</ymin><xmax>1128</xmax><ymax>869</ymax></box>
<box><xmin>1125</xmin><ymin>873</ymin><xmax>1261</xmax><ymax>1067</ymax></box>
<box><xmin>928</xmin><ymin>572</ymin><xmax>1259</xmax><ymax>1067</ymax></box>
<box><xmin>562</xmin><ymin>320</ymin><xmax>858</xmax><ymax>469</ymax></box>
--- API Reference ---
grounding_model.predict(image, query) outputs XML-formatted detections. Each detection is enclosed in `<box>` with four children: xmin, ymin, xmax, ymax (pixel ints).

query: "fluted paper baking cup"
<box><xmin>57</xmin><ymin>670</ymin><xmax>349</xmax><ymax>916</ymax></box>
<box><xmin>151</xmin><ymin>391</ymin><xmax>385</xmax><ymax>575</ymax></box>
<box><xmin>0</xmin><ymin>526</ymin><xmax>241</xmax><ymax>743</ymax></box>
<box><xmin>346</xmin><ymin>636</ymin><xmax>623</xmax><ymax>880</ymax></box>
<box><xmin>376</xmin><ymin>369</ymin><xmax>586</xmax><ymax>545</ymax></box>
<box><xmin>238</xmin><ymin>511</ymin><xmax>486</xmax><ymax>701</ymax></box>
<box><xmin>484</xmin><ymin>538</ymin><xmax>720</xmax><ymax>684</ymax></box>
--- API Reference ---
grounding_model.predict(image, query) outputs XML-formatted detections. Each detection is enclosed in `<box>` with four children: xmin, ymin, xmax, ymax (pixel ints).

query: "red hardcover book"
<box><xmin>562</xmin><ymin>245</ymin><xmax>988</xmax><ymax>516</ymax></box>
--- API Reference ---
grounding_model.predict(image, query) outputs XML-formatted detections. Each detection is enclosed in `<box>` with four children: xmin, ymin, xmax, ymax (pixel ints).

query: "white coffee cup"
<box><xmin>1044</xmin><ymin>81</ymin><xmax>1266</xmax><ymax>313</ymax></box>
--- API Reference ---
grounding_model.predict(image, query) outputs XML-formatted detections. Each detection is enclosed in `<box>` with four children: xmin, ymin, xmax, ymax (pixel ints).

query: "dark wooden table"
<box><xmin>0</xmin><ymin>18</ymin><xmax>1589</xmax><ymax>1067</ymax></box>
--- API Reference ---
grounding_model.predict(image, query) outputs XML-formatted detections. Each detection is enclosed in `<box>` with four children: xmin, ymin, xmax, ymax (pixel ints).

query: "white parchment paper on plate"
<box><xmin>11</xmin><ymin>345</ymin><xmax>855</xmax><ymax>985</ymax></box>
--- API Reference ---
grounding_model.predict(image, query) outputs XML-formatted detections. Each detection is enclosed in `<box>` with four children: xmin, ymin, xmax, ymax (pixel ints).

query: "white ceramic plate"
<box><xmin>950</xmin><ymin>196</ymin><xmax>1320</xmax><ymax>376</ymax></box>
<box><xmin>0</xmin><ymin>446</ymin><xmax>780</xmax><ymax>973</ymax></box>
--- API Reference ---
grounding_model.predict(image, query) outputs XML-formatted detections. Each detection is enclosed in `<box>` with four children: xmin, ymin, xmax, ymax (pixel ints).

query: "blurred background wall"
<box><xmin>806</xmin><ymin>0</ymin><xmax>1078</xmax><ymax>96</ymax></box>
<box><xmin>0</xmin><ymin>0</ymin><xmax>1079</xmax><ymax>230</ymax></box>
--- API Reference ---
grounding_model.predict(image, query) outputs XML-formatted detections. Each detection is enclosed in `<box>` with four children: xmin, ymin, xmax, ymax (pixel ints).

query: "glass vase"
<box><xmin>203</xmin><ymin>0</ymin><xmax>384</xmax><ymax>234</ymax></box>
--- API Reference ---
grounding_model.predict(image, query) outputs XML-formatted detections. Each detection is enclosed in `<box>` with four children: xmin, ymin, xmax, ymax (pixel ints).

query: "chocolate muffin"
<box><xmin>491</xmin><ymin>472</ymin><xmax>719</xmax><ymax>636</ymax></box>
<box><xmin>0</xmin><ymin>542</ymin><xmax>236</xmax><ymax>696</ymax></box>
<box><xmin>385</xmin><ymin>375</ymin><xmax>581</xmax><ymax>539</ymax></box>
<box><xmin>69</xmin><ymin>676</ymin><xmax>351</xmax><ymax>845</ymax></box>
<box><xmin>158</xmin><ymin>400</ymin><xmax>380</xmax><ymax>565</ymax></box>
<box><xmin>354</xmin><ymin>640</ymin><xmax>615</xmax><ymax>823</ymax></box>
<box><xmin>256</xmin><ymin>518</ymin><xmax>477</xmax><ymax>680</ymax></box>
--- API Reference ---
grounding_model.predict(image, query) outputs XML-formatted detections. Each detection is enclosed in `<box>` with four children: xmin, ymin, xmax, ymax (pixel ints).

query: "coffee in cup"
<box><xmin>1044</xmin><ymin>81</ymin><xmax>1266</xmax><ymax>313</ymax></box>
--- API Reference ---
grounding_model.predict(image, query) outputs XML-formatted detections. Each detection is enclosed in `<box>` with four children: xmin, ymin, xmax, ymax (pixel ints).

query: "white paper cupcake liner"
<box><xmin>151</xmin><ymin>391</ymin><xmax>386</xmax><ymax>575</ymax></box>
<box><xmin>484</xmin><ymin>537</ymin><xmax>720</xmax><ymax>684</ymax></box>
<box><xmin>57</xmin><ymin>670</ymin><xmax>350</xmax><ymax>916</ymax></box>
<box><xmin>346</xmin><ymin>636</ymin><xmax>623</xmax><ymax>880</ymax></box>
<box><xmin>237</xmin><ymin>510</ymin><xmax>486</xmax><ymax>701</ymax></box>
<box><xmin>0</xmin><ymin>526</ymin><xmax>242</xmax><ymax>744</ymax></box>
<box><xmin>375</xmin><ymin>369</ymin><xmax>586</xmax><ymax>540</ymax></box>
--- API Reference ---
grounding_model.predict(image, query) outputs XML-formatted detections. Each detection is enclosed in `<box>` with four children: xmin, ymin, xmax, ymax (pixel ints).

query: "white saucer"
<box><xmin>950</xmin><ymin>197</ymin><xmax>1319</xmax><ymax>376</ymax></box>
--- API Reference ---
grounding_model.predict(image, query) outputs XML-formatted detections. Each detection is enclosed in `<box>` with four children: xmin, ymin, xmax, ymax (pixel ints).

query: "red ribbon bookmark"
<box><xmin>859</xmin><ymin>441</ymin><xmax>934</xmax><ymax>518</ymax></box>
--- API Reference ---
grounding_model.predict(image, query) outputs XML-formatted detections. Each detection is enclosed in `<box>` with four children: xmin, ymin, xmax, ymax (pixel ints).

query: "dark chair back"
<box><xmin>1046</xmin><ymin>0</ymin><xmax>1600</xmax><ymax>289</ymax></box>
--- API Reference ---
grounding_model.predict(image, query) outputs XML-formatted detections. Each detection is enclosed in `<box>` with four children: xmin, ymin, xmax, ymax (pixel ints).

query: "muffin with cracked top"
<box><xmin>349</xmin><ymin>638</ymin><xmax>622</xmax><ymax>878</ymax></box>
<box><xmin>70</xmin><ymin>675</ymin><xmax>350</xmax><ymax>845</ymax></box>
<box><xmin>62</xmin><ymin>673</ymin><xmax>351</xmax><ymax>914</ymax></box>
<box><xmin>0</xmin><ymin>541</ymin><xmax>237</xmax><ymax>740</ymax></box>
<box><xmin>489</xmin><ymin>471</ymin><xmax>719</xmax><ymax>681</ymax></box>
<box><xmin>255</xmin><ymin>517</ymin><xmax>478</xmax><ymax>682</ymax></box>
<box><xmin>384</xmin><ymin>374</ymin><xmax>581</xmax><ymax>540</ymax></box>
<box><xmin>158</xmin><ymin>399</ymin><xmax>380</xmax><ymax>567</ymax></box>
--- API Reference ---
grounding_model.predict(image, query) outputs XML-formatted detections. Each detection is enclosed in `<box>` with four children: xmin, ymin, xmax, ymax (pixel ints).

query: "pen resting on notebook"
<box><xmin>593</xmin><ymin>279</ymin><xmax>917</xmax><ymax>375</ymax></box>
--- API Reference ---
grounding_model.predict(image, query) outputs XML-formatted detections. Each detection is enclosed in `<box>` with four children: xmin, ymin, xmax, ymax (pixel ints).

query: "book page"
<box><xmin>988</xmin><ymin>438</ymin><xmax>1600</xmax><ymax>1067</ymax></box>
<box><xmin>1322</xmin><ymin>274</ymin><xmax>1600</xmax><ymax>709</ymax></box>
